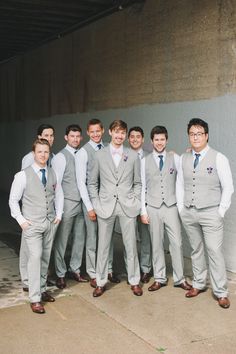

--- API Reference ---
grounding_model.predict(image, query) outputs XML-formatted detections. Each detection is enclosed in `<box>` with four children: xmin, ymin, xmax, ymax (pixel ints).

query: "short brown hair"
<box><xmin>32</xmin><ymin>138</ymin><xmax>50</xmax><ymax>152</ymax></box>
<box><xmin>109</xmin><ymin>119</ymin><xmax>127</xmax><ymax>132</ymax></box>
<box><xmin>87</xmin><ymin>118</ymin><xmax>103</xmax><ymax>130</ymax></box>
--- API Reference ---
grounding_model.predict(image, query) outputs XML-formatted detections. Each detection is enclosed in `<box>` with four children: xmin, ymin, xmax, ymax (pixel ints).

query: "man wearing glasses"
<box><xmin>176</xmin><ymin>118</ymin><xmax>234</xmax><ymax>308</ymax></box>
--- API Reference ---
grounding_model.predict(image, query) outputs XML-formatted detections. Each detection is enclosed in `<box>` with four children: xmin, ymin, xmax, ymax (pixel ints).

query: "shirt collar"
<box><xmin>153</xmin><ymin>149</ymin><xmax>166</xmax><ymax>158</ymax></box>
<box><xmin>109</xmin><ymin>143</ymin><xmax>123</xmax><ymax>155</ymax></box>
<box><xmin>32</xmin><ymin>162</ymin><xmax>47</xmax><ymax>173</ymax></box>
<box><xmin>66</xmin><ymin>144</ymin><xmax>79</xmax><ymax>155</ymax></box>
<box><xmin>89</xmin><ymin>140</ymin><xmax>104</xmax><ymax>150</ymax></box>
<box><xmin>192</xmin><ymin>144</ymin><xmax>209</xmax><ymax>158</ymax></box>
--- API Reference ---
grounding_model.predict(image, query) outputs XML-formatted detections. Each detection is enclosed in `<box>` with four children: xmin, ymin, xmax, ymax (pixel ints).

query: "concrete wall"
<box><xmin>2</xmin><ymin>95</ymin><xmax>236</xmax><ymax>271</ymax></box>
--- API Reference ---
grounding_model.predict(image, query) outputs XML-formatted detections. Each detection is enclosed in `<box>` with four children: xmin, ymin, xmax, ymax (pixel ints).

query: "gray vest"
<box><xmin>61</xmin><ymin>148</ymin><xmax>81</xmax><ymax>202</ymax></box>
<box><xmin>83</xmin><ymin>142</ymin><xmax>107</xmax><ymax>183</ymax></box>
<box><xmin>83</xmin><ymin>143</ymin><xmax>96</xmax><ymax>183</ymax></box>
<box><xmin>182</xmin><ymin>148</ymin><xmax>221</xmax><ymax>209</ymax></box>
<box><xmin>145</xmin><ymin>152</ymin><xmax>177</xmax><ymax>208</ymax></box>
<box><xmin>22</xmin><ymin>166</ymin><xmax>56</xmax><ymax>222</ymax></box>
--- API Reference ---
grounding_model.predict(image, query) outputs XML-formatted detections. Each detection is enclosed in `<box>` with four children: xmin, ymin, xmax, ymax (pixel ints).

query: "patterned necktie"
<box><xmin>194</xmin><ymin>153</ymin><xmax>201</xmax><ymax>169</ymax></box>
<box><xmin>40</xmin><ymin>168</ymin><xmax>47</xmax><ymax>187</ymax></box>
<box><xmin>158</xmin><ymin>155</ymin><xmax>164</xmax><ymax>171</ymax></box>
<box><xmin>97</xmin><ymin>144</ymin><xmax>102</xmax><ymax>150</ymax></box>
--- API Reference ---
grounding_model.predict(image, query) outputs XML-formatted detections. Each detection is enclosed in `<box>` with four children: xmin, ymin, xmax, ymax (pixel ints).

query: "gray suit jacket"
<box><xmin>88</xmin><ymin>146</ymin><xmax>141</xmax><ymax>219</ymax></box>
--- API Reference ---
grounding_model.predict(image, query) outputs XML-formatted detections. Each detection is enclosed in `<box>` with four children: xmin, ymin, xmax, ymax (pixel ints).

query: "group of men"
<box><xmin>9</xmin><ymin>117</ymin><xmax>234</xmax><ymax>314</ymax></box>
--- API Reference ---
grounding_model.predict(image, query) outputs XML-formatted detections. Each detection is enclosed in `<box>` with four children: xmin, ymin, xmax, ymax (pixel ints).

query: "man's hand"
<box><xmin>53</xmin><ymin>217</ymin><xmax>61</xmax><ymax>225</ymax></box>
<box><xmin>140</xmin><ymin>214</ymin><xmax>150</xmax><ymax>224</ymax></box>
<box><xmin>88</xmin><ymin>209</ymin><xmax>97</xmax><ymax>221</ymax></box>
<box><xmin>20</xmin><ymin>221</ymin><xmax>32</xmax><ymax>230</ymax></box>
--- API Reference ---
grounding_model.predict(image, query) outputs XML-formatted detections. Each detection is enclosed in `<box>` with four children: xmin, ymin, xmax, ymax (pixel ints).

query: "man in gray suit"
<box><xmin>52</xmin><ymin>124</ymin><xmax>87</xmax><ymax>289</ymax></box>
<box><xmin>176</xmin><ymin>118</ymin><xmax>234</xmax><ymax>308</ymax></box>
<box><xmin>9</xmin><ymin>138</ymin><xmax>63</xmax><ymax>314</ymax></box>
<box><xmin>128</xmin><ymin>126</ymin><xmax>152</xmax><ymax>284</ymax></box>
<box><xmin>141</xmin><ymin>126</ymin><xmax>191</xmax><ymax>292</ymax></box>
<box><xmin>76</xmin><ymin>118</ymin><xmax>119</xmax><ymax>288</ymax></box>
<box><xmin>20</xmin><ymin>123</ymin><xmax>55</xmax><ymax>290</ymax></box>
<box><xmin>88</xmin><ymin>119</ymin><xmax>143</xmax><ymax>297</ymax></box>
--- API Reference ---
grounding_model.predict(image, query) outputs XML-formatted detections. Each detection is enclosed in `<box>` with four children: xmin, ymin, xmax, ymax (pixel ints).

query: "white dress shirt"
<box><xmin>176</xmin><ymin>145</ymin><xmax>234</xmax><ymax>217</ymax></box>
<box><xmin>110</xmin><ymin>144</ymin><xmax>123</xmax><ymax>168</ymax></box>
<box><xmin>76</xmin><ymin>140</ymin><xmax>105</xmax><ymax>212</ymax></box>
<box><xmin>9</xmin><ymin>162</ymin><xmax>64</xmax><ymax>226</ymax></box>
<box><xmin>51</xmin><ymin>144</ymin><xmax>78</xmax><ymax>185</ymax></box>
<box><xmin>141</xmin><ymin>150</ymin><xmax>180</xmax><ymax>215</ymax></box>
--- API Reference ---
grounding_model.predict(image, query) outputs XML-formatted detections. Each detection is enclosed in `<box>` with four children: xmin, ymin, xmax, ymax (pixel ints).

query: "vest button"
<box><xmin>116</xmin><ymin>184</ymin><xmax>118</xmax><ymax>186</ymax></box>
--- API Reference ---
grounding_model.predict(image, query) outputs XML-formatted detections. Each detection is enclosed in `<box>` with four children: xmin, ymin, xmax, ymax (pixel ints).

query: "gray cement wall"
<box><xmin>2</xmin><ymin>94</ymin><xmax>236</xmax><ymax>271</ymax></box>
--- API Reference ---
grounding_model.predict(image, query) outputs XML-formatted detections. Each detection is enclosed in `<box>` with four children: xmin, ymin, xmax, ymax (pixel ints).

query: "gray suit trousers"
<box><xmin>22</xmin><ymin>219</ymin><xmax>57</xmax><ymax>303</ymax></box>
<box><xmin>96</xmin><ymin>202</ymin><xmax>140</xmax><ymax>287</ymax></box>
<box><xmin>147</xmin><ymin>204</ymin><xmax>185</xmax><ymax>285</ymax></box>
<box><xmin>180</xmin><ymin>206</ymin><xmax>228</xmax><ymax>298</ymax></box>
<box><xmin>54</xmin><ymin>202</ymin><xmax>85</xmax><ymax>277</ymax></box>
<box><xmin>82</xmin><ymin>203</ymin><xmax>113</xmax><ymax>278</ymax></box>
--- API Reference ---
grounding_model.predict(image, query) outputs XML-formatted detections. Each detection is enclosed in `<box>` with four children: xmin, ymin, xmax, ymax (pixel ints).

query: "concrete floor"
<box><xmin>1</xmin><ymin>192</ymin><xmax>236</xmax><ymax>354</ymax></box>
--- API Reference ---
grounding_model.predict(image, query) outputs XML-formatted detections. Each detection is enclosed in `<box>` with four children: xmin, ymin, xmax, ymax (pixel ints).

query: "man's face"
<box><xmin>188</xmin><ymin>125</ymin><xmax>208</xmax><ymax>152</ymax></box>
<box><xmin>87</xmin><ymin>124</ymin><xmax>104</xmax><ymax>144</ymax></box>
<box><xmin>38</xmin><ymin>128</ymin><xmax>54</xmax><ymax>147</ymax></box>
<box><xmin>152</xmin><ymin>133</ymin><xmax>167</xmax><ymax>153</ymax></box>
<box><xmin>128</xmin><ymin>131</ymin><xmax>144</xmax><ymax>151</ymax></box>
<box><xmin>65</xmin><ymin>130</ymin><xmax>82</xmax><ymax>149</ymax></box>
<box><xmin>109</xmin><ymin>128</ymin><xmax>126</xmax><ymax>148</ymax></box>
<box><xmin>33</xmin><ymin>143</ymin><xmax>50</xmax><ymax>167</ymax></box>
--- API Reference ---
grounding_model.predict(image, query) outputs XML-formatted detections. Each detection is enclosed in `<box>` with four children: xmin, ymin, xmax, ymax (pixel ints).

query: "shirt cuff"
<box><xmin>16</xmin><ymin>215</ymin><xmax>27</xmax><ymax>226</ymax></box>
<box><xmin>218</xmin><ymin>206</ymin><xmax>226</xmax><ymax>218</ymax></box>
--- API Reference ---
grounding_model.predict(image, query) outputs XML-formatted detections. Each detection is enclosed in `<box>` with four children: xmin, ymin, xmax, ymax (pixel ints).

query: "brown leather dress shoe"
<box><xmin>218</xmin><ymin>297</ymin><xmax>230</xmax><ymax>309</ymax></box>
<box><xmin>23</xmin><ymin>287</ymin><xmax>28</xmax><ymax>292</ymax></box>
<box><xmin>41</xmin><ymin>291</ymin><xmax>55</xmax><ymax>302</ymax></box>
<box><xmin>108</xmin><ymin>273</ymin><xmax>120</xmax><ymax>283</ymax></box>
<box><xmin>30</xmin><ymin>302</ymin><xmax>45</xmax><ymax>314</ymax></box>
<box><xmin>93</xmin><ymin>286</ymin><xmax>105</xmax><ymax>297</ymax></box>
<box><xmin>141</xmin><ymin>272</ymin><xmax>151</xmax><ymax>284</ymax></box>
<box><xmin>90</xmin><ymin>278</ymin><xmax>97</xmax><ymax>288</ymax></box>
<box><xmin>56</xmin><ymin>277</ymin><xmax>66</xmax><ymax>289</ymax></box>
<box><xmin>131</xmin><ymin>285</ymin><xmax>143</xmax><ymax>296</ymax></box>
<box><xmin>174</xmin><ymin>281</ymin><xmax>192</xmax><ymax>291</ymax></box>
<box><xmin>185</xmin><ymin>287</ymin><xmax>206</xmax><ymax>298</ymax></box>
<box><xmin>148</xmin><ymin>281</ymin><xmax>166</xmax><ymax>292</ymax></box>
<box><xmin>69</xmin><ymin>272</ymin><xmax>89</xmax><ymax>283</ymax></box>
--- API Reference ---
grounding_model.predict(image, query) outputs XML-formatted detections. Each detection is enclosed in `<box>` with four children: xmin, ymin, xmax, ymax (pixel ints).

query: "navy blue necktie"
<box><xmin>158</xmin><ymin>155</ymin><xmax>164</xmax><ymax>171</ymax></box>
<box><xmin>194</xmin><ymin>153</ymin><xmax>201</xmax><ymax>169</ymax></box>
<box><xmin>97</xmin><ymin>144</ymin><xmax>102</xmax><ymax>150</ymax></box>
<box><xmin>40</xmin><ymin>168</ymin><xmax>47</xmax><ymax>187</ymax></box>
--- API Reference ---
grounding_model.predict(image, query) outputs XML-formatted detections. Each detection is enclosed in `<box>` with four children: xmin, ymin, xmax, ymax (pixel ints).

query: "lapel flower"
<box><xmin>207</xmin><ymin>167</ymin><xmax>213</xmax><ymax>174</ymax></box>
<box><xmin>169</xmin><ymin>167</ymin><xmax>175</xmax><ymax>174</ymax></box>
<box><xmin>123</xmin><ymin>153</ymin><xmax>128</xmax><ymax>162</ymax></box>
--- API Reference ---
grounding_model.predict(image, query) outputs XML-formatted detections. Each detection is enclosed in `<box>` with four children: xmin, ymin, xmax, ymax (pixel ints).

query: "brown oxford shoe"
<box><xmin>23</xmin><ymin>287</ymin><xmax>28</xmax><ymax>292</ymax></box>
<box><xmin>218</xmin><ymin>297</ymin><xmax>230</xmax><ymax>309</ymax></box>
<box><xmin>56</xmin><ymin>277</ymin><xmax>66</xmax><ymax>289</ymax></box>
<box><xmin>69</xmin><ymin>272</ymin><xmax>89</xmax><ymax>283</ymax></box>
<box><xmin>174</xmin><ymin>281</ymin><xmax>192</xmax><ymax>291</ymax></box>
<box><xmin>148</xmin><ymin>281</ymin><xmax>166</xmax><ymax>292</ymax></box>
<box><xmin>30</xmin><ymin>302</ymin><xmax>45</xmax><ymax>314</ymax></box>
<box><xmin>141</xmin><ymin>272</ymin><xmax>151</xmax><ymax>284</ymax></box>
<box><xmin>108</xmin><ymin>273</ymin><xmax>120</xmax><ymax>284</ymax></box>
<box><xmin>131</xmin><ymin>285</ymin><xmax>143</xmax><ymax>296</ymax></box>
<box><xmin>41</xmin><ymin>291</ymin><xmax>55</xmax><ymax>302</ymax></box>
<box><xmin>185</xmin><ymin>287</ymin><xmax>206</xmax><ymax>298</ymax></box>
<box><xmin>93</xmin><ymin>286</ymin><xmax>105</xmax><ymax>297</ymax></box>
<box><xmin>90</xmin><ymin>278</ymin><xmax>97</xmax><ymax>288</ymax></box>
